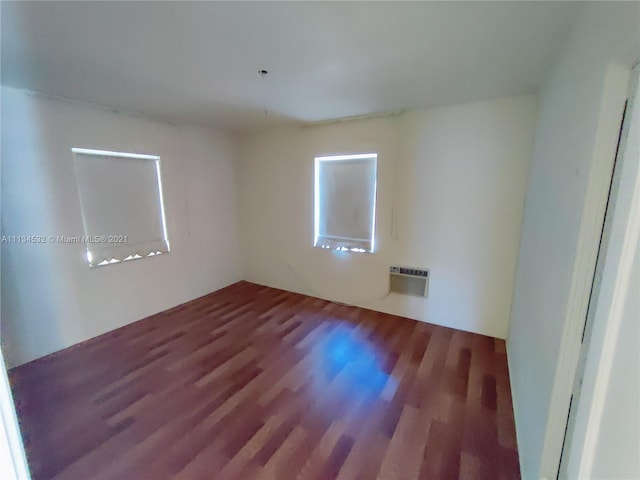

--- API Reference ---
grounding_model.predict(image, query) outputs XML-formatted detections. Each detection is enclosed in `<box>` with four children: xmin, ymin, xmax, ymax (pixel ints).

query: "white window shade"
<box><xmin>314</xmin><ymin>153</ymin><xmax>377</xmax><ymax>252</ymax></box>
<box><xmin>73</xmin><ymin>148</ymin><xmax>170</xmax><ymax>267</ymax></box>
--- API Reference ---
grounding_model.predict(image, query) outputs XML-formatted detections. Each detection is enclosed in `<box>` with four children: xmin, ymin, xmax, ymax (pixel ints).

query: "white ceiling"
<box><xmin>1</xmin><ymin>1</ymin><xmax>582</xmax><ymax>132</ymax></box>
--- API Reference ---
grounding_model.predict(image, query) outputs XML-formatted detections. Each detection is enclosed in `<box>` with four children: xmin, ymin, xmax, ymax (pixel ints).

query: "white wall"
<box><xmin>506</xmin><ymin>3</ymin><xmax>640</xmax><ymax>479</ymax></box>
<box><xmin>561</xmin><ymin>63</ymin><xmax>640</xmax><ymax>480</ymax></box>
<box><xmin>1</xmin><ymin>86</ymin><xmax>243</xmax><ymax>368</ymax></box>
<box><xmin>0</xmin><ymin>84</ymin><xmax>30</xmax><ymax>480</ymax></box>
<box><xmin>589</xmin><ymin>248</ymin><xmax>639</xmax><ymax>479</ymax></box>
<box><xmin>238</xmin><ymin>95</ymin><xmax>537</xmax><ymax>339</ymax></box>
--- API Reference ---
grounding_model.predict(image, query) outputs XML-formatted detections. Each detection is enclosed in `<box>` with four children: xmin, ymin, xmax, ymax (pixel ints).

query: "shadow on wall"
<box><xmin>1</xmin><ymin>87</ymin><xmax>81</xmax><ymax>368</ymax></box>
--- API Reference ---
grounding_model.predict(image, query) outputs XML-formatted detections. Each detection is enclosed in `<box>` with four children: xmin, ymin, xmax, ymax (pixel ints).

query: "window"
<box><xmin>72</xmin><ymin>148</ymin><xmax>170</xmax><ymax>267</ymax></box>
<box><xmin>314</xmin><ymin>153</ymin><xmax>377</xmax><ymax>253</ymax></box>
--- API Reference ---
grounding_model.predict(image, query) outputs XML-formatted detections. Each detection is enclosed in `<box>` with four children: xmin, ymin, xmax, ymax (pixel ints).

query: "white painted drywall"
<box><xmin>237</xmin><ymin>95</ymin><xmax>537</xmax><ymax>339</ymax></box>
<box><xmin>589</xmin><ymin>247</ymin><xmax>639</xmax><ymax>479</ymax></box>
<box><xmin>506</xmin><ymin>3</ymin><xmax>640</xmax><ymax>479</ymax></box>
<box><xmin>1</xmin><ymin>2</ymin><xmax>579</xmax><ymax>132</ymax></box>
<box><xmin>1</xmin><ymin>86</ymin><xmax>243</xmax><ymax>368</ymax></box>
<box><xmin>560</xmin><ymin>62</ymin><xmax>640</xmax><ymax>480</ymax></box>
<box><xmin>0</xmin><ymin>84</ymin><xmax>31</xmax><ymax>479</ymax></box>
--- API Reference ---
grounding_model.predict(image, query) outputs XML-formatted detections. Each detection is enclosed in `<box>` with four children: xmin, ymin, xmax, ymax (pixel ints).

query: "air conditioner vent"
<box><xmin>389</xmin><ymin>265</ymin><xmax>429</xmax><ymax>297</ymax></box>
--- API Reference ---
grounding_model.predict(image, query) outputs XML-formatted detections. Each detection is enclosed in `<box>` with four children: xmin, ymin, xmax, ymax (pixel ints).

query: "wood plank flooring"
<box><xmin>9</xmin><ymin>281</ymin><xmax>520</xmax><ymax>480</ymax></box>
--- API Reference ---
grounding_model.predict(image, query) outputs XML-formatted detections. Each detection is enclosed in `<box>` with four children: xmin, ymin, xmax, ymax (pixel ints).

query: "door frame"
<box><xmin>539</xmin><ymin>61</ymin><xmax>634</xmax><ymax>479</ymax></box>
<box><xmin>558</xmin><ymin>61</ymin><xmax>640</xmax><ymax>478</ymax></box>
<box><xmin>0</xmin><ymin>353</ymin><xmax>31</xmax><ymax>480</ymax></box>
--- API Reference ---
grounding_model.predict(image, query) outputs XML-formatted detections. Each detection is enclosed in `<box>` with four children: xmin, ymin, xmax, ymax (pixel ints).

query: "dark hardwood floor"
<box><xmin>9</xmin><ymin>281</ymin><xmax>520</xmax><ymax>480</ymax></box>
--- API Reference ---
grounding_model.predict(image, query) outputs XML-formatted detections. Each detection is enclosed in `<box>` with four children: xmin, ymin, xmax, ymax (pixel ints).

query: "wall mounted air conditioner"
<box><xmin>389</xmin><ymin>265</ymin><xmax>430</xmax><ymax>298</ymax></box>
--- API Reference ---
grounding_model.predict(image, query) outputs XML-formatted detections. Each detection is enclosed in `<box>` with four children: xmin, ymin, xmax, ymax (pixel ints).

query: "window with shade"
<box><xmin>314</xmin><ymin>153</ymin><xmax>378</xmax><ymax>253</ymax></box>
<box><xmin>72</xmin><ymin>148</ymin><xmax>170</xmax><ymax>267</ymax></box>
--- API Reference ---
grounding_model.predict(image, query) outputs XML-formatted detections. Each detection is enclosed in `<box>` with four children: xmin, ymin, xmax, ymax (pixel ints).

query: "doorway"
<box><xmin>557</xmin><ymin>63</ymin><xmax>640</xmax><ymax>479</ymax></box>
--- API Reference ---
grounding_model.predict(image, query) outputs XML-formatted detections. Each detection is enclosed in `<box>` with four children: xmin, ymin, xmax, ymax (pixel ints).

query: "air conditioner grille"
<box><xmin>389</xmin><ymin>265</ymin><xmax>429</xmax><ymax>297</ymax></box>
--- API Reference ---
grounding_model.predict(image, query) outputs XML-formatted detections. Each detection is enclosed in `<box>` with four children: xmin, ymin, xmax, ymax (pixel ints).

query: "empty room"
<box><xmin>1</xmin><ymin>2</ymin><xmax>638</xmax><ymax>480</ymax></box>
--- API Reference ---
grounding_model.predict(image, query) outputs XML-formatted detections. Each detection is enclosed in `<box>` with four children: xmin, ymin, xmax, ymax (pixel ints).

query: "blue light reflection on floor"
<box><xmin>313</xmin><ymin>325</ymin><xmax>397</xmax><ymax>400</ymax></box>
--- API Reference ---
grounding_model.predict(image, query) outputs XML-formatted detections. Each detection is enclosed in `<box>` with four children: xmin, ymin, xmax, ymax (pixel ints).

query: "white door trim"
<box><xmin>539</xmin><ymin>61</ymin><xmax>632</xmax><ymax>480</ymax></box>
<box><xmin>561</xmin><ymin>61</ymin><xmax>640</xmax><ymax>479</ymax></box>
<box><xmin>0</xmin><ymin>353</ymin><xmax>31</xmax><ymax>480</ymax></box>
